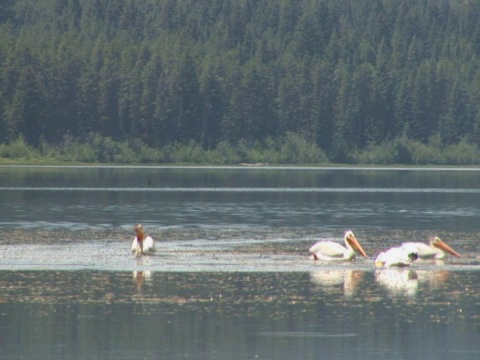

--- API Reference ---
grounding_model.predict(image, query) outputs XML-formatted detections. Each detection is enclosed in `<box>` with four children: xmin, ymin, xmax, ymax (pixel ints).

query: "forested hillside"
<box><xmin>1</xmin><ymin>0</ymin><xmax>480</xmax><ymax>164</ymax></box>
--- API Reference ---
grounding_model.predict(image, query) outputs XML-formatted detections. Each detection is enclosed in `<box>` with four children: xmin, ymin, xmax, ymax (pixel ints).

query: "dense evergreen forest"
<box><xmin>1</xmin><ymin>0</ymin><xmax>480</xmax><ymax>164</ymax></box>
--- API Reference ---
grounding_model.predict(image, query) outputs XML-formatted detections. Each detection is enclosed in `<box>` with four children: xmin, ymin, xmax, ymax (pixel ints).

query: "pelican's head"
<box><xmin>344</xmin><ymin>230</ymin><xmax>368</xmax><ymax>258</ymax></box>
<box><xmin>430</xmin><ymin>236</ymin><xmax>462</xmax><ymax>258</ymax></box>
<box><xmin>134</xmin><ymin>223</ymin><xmax>145</xmax><ymax>241</ymax></box>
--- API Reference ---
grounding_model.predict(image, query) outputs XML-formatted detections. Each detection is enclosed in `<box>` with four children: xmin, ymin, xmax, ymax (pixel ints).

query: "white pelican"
<box><xmin>402</xmin><ymin>236</ymin><xmax>461</xmax><ymax>260</ymax></box>
<box><xmin>309</xmin><ymin>230</ymin><xmax>368</xmax><ymax>261</ymax></box>
<box><xmin>374</xmin><ymin>243</ymin><xmax>419</xmax><ymax>268</ymax></box>
<box><xmin>131</xmin><ymin>224</ymin><xmax>155</xmax><ymax>256</ymax></box>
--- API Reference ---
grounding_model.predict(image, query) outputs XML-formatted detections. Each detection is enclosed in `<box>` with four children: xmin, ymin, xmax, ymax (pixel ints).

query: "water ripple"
<box><xmin>2</xmin><ymin>186</ymin><xmax>480</xmax><ymax>193</ymax></box>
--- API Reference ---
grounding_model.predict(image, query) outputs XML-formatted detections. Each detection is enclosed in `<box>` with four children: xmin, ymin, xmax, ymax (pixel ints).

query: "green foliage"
<box><xmin>2</xmin><ymin>132</ymin><xmax>480</xmax><ymax>165</ymax></box>
<box><xmin>354</xmin><ymin>142</ymin><xmax>397</xmax><ymax>165</ymax></box>
<box><xmin>355</xmin><ymin>136</ymin><xmax>480</xmax><ymax>165</ymax></box>
<box><xmin>444</xmin><ymin>139</ymin><xmax>480</xmax><ymax>165</ymax></box>
<box><xmin>1</xmin><ymin>0</ymin><xmax>480</xmax><ymax>165</ymax></box>
<box><xmin>278</xmin><ymin>132</ymin><xmax>328</xmax><ymax>164</ymax></box>
<box><xmin>205</xmin><ymin>141</ymin><xmax>241</xmax><ymax>164</ymax></box>
<box><xmin>0</xmin><ymin>133</ymin><xmax>330</xmax><ymax>164</ymax></box>
<box><xmin>408</xmin><ymin>139</ymin><xmax>446</xmax><ymax>165</ymax></box>
<box><xmin>167</xmin><ymin>141</ymin><xmax>208</xmax><ymax>164</ymax></box>
<box><xmin>0</xmin><ymin>137</ymin><xmax>39</xmax><ymax>160</ymax></box>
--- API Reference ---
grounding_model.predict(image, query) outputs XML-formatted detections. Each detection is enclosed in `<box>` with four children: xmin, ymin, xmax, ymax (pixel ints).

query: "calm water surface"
<box><xmin>2</xmin><ymin>166</ymin><xmax>480</xmax><ymax>231</ymax></box>
<box><xmin>0</xmin><ymin>166</ymin><xmax>479</xmax><ymax>359</ymax></box>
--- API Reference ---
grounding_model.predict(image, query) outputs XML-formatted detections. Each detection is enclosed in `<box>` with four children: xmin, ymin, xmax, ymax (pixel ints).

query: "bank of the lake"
<box><xmin>3</xmin><ymin>133</ymin><xmax>480</xmax><ymax>166</ymax></box>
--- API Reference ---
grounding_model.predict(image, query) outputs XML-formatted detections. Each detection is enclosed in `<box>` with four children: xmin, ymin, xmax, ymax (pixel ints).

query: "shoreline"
<box><xmin>2</xmin><ymin>162</ymin><xmax>480</xmax><ymax>171</ymax></box>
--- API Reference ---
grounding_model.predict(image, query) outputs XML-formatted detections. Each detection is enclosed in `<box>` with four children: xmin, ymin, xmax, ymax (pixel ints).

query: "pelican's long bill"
<box><xmin>345</xmin><ymin>232</ymin><xmax>368</xmax><ymax>259</ymax></box>
<box><xmin>432</xmin><ymin>237</ymin><xmax>462</xmax><ymax>258</ymax></box>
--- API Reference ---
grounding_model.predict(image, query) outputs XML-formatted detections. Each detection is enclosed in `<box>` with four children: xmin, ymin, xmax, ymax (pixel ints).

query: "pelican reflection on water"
<box><xmin>375</xmin><ymin>269</ymin><xmax>419</xmax><ymax>297</ymax></box>
<box><xmin>133</xmin><ymin>270</ymin><xmax>153</xmax><ymax>293</ymax></box>
<box><xmin>375</xmin><ymin>268</ymin><xmax>452</xmax><ymax>297</ymax></box>
<box><xmin>417</xmin><ymin>269</ymin><xmax>450</xmax><ymax>290</ymax></box>
<box><xmin>309</xmin><ymin>270</ymin><xmax>364</xmax><ymax>297</ymax></box>
<box><xmin>309</xmin><ymin>268</ymin><xmax>451</xmax><ymax>299</ymax></box>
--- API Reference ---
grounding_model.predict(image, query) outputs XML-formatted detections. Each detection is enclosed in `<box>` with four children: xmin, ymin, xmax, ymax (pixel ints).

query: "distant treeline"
<box><xmin>1</xmin><ymin>0</ymin><xmax>480</xmax><ymax>164</ymax></box>
<box><xmin>2</xmin><ymin>133</ymin><xmax>480</xmax><ymax>165</ymax></box>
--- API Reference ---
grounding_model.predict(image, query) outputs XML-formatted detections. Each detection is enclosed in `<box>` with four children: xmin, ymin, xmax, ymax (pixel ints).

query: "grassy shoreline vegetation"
<box><xmin>2</xmin><ymin>133</ymin><xmax>480</xmax><ymax>166</ymax></box>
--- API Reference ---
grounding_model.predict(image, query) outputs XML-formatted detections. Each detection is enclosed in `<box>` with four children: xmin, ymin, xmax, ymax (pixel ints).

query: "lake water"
<box><xmin>0</xmin><ymin>165</ymin><xmax>479</xmax><ymax>359</ymax></box>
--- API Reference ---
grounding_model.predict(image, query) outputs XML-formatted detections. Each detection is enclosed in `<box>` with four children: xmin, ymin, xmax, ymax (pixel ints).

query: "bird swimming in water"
<box><xmin>131</xmin><ymin>224</ymin><xmax>155</xmax><ymax>256</ymax></box>
<box><xmin>402</xmin><ymin>236</ymin><xmax>461</xmax><ymax>260</ymax></box>
<box><xmin>374</xmin><ymin>243</ymin><xmax>419</xmax><ymax>268</ymax></box>
<box><xmin>309</xmin><ymin>230</ymin><xmax>368</xmax><ymax>261</ymax></box>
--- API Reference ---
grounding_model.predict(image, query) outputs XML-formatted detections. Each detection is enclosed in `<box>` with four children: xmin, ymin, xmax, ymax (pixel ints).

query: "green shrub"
<box><xmin>278</xmin><ymin>132</ymin><xmax>329</xmax><ymax>164</ymax></box>
<box><xmin>206</xmin><ymin>141</ymin><xmax>241</xmax><ymax>164</ymax></box>
<box><xmin>131</xmin><ymin>140</ymin><xmax>166</xmax><ymax>163</ymax></box>
<box><xmin>444</xmin><ymin>139</ymin><xmax>480</xmax><ymax>165</ymax></box>
<box><xmin>0</xmin><ymin>137</ymin><xmax>38</xmax><ymax>160</ymax></box>
<box><xmin>355</xmin><ymin>142</ymin><xmax>397</xmax><ymax>164</ymax></box>
<box><xmin>409</xmin><ymin>140</ymin><xmax>446</xmax><ymax>165</ymax></box>
<box><xmin>167</xmin><ymin>141</ymin><xmax>207</xmax><ymax>163</ymax></box>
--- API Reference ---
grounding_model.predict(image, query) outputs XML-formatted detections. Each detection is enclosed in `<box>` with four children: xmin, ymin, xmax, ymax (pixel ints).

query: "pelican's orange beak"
<box><xmin>347</xmin><ymin>233</ymin><xmax>368</xmax><ymax>259</ymax></box>
<box><xmin>433</xmin><ymin>237</ymin><xmax>462</xmax><ymax>258</ymax></box>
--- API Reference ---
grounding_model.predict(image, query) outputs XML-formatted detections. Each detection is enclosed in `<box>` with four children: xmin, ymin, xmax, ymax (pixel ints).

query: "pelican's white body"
<box><xmin>402</xmin><ymin>236</ymin><xmax>461</xmax><ymax>260</ymax></box>
<box><xmin>402</xmin><ymin>242</ymin><xmax>443</xmax><ymax>259</ymax></box>
<box><xmin>374</xmin><ymin>244</ymin><xmax>419</xmax><ymax>268</ymax></box>
<box><xmin>309</xmin><ymin>231</ymin><xmax>367</xmax><ymax>261</ymax></box>
<box><xmin>131</xmin><ymin>235</ymin><xmax>155</xmax><ymax>254</ymax></box>
<box><xmin>309</xmin><ymin>241</ymin><xmax>356</xmax><ymax>260</ymax></box>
